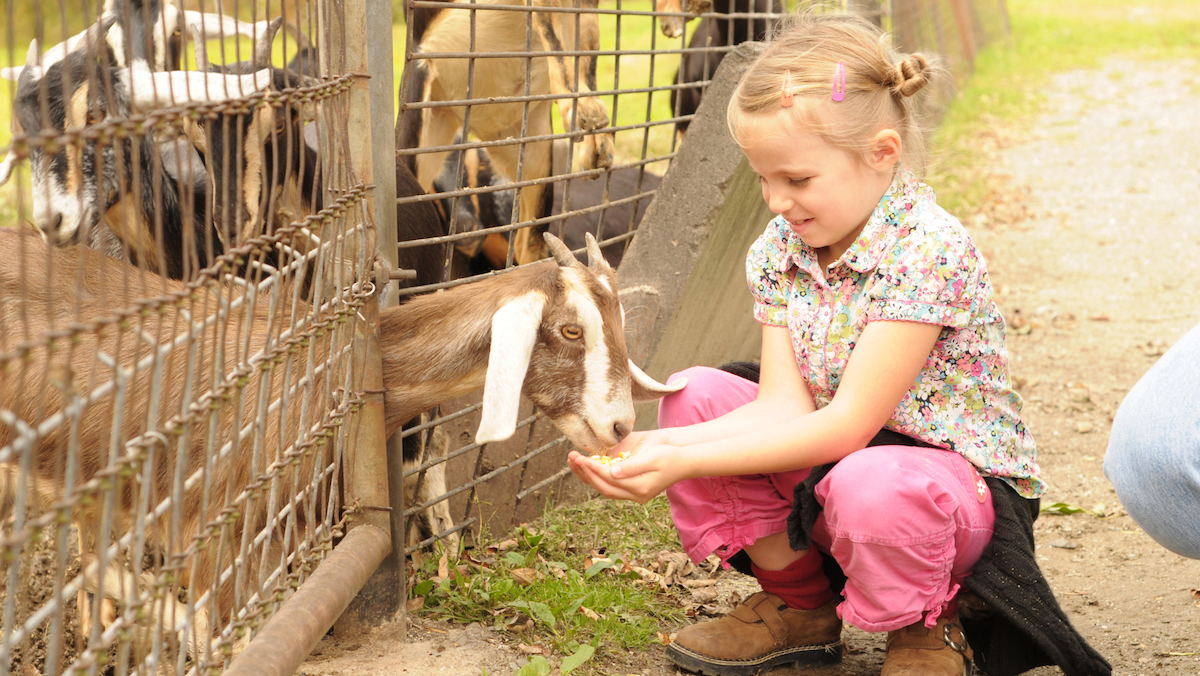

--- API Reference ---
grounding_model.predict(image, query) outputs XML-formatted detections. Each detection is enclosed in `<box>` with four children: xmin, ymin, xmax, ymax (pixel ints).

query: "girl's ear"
<box><xmin>870</xmin><ymin>130</ymin><xmax>902</xmax><ymax>171</ymax></box>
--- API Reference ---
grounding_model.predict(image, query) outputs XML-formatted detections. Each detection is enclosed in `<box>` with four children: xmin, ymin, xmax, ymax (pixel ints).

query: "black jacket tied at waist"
<box><xmin>717</xmin><ymin>362</ymin><xmax>1111</xmax><ymax>676</ymax></box>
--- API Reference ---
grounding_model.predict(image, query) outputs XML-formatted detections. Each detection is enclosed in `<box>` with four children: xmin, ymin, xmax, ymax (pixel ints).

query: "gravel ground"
<box><xmin>303</xmin><ymin>57</ymin><xmax>1200</xmax><ymax>676</ymax></box>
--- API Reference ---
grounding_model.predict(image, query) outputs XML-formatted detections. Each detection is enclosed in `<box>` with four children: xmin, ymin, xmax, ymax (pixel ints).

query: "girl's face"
<box><xmin>738</xmin><ymin>109</ymin><xmax>899</xmax><ymax>267</ymax></box>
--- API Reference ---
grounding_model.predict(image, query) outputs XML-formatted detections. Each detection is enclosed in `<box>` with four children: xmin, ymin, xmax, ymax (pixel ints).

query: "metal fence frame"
<box><xmin>0</xmin><ymin>0</ymin><xmax>394</xmax><ymax>673</ymax></box>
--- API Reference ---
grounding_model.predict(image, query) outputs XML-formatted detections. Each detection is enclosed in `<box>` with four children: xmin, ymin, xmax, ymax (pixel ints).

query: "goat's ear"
<box><xmin>475</xmin><ymin>292</ymin><xmax>547</xmax><ymax>444</ymax></box>
<box><xmin>543</xmin><ymin>232</ymin><xmax>578</xmax><ymax>268</ymax></box>
<box><xmin>628</xmin><ymin>360</ymin><xmax>686</xmax><ymax>402</ymax></box>
<box><xmin>583</xmin><ymin>232</ymin><xmax>612</xmax><ymax>273</ymax></box>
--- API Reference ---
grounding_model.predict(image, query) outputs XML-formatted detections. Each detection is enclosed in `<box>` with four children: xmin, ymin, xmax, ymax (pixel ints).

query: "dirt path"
<box><xmin>960</xmin><ymin>56</ymin><xmax>1200</xmax><ymax>675</ymax></box>
<box><xmin>302</xmin><ymin>57</ymin><xmax>1200</xmax><ymax>676</ymax></box>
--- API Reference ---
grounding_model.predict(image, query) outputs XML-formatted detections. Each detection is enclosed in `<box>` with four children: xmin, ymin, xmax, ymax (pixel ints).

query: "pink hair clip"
<box><xmin>832</xmin><ymin>62</ymin><xmax>845</xmax><ymax>102</ymax></box>
<box><xmin>780</xmin><ymin>69</ymin><xmax>794</xmax><ymax>108</ymax></box>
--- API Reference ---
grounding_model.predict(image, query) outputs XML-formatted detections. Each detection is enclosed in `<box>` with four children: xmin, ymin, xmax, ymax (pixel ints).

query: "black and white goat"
<box><xmin>0</xmin><ymin>228</ymin><xmax>682</xmax><ymax>666</ymax></box>
<box><xmin>0</xmin><ymin>3</ymin><xmax>305</xmax><ymax>276</ymax></box>
<box><xmin>3</xmin><ymin>29</ymin><xmax>279</xmax><ymax>279</ymax></box>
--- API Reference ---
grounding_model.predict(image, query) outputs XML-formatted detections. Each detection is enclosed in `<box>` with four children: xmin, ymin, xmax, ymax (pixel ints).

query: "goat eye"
<box><xmin>561</xmin><ymin>325</ymin><xmax>583</xmax><ymax>340</ymax></box>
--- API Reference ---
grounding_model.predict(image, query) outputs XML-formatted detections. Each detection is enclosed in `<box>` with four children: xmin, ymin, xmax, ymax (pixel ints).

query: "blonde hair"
<box><xmin>727</xmin><ymin>13</ymin><xmax>942</xmax><ymax>176</ymax></box>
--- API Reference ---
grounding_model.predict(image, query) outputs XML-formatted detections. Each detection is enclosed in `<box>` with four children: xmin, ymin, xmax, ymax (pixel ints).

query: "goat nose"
<box><xmin>612</xmin><ymin>421</ymin><xmax>632</xmax><ymax>443</ymax></box>
<box><xmin>39</xmin><ymin>212</ymin><xmax>64</xmax><ymax>239</ymax></box>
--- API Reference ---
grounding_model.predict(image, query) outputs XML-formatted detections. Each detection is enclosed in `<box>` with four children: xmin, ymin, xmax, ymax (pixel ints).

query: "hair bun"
<box><xmin>891</xmin><ymin>53</ymin><xmax>930</xmax><ymax>97</ymax></box>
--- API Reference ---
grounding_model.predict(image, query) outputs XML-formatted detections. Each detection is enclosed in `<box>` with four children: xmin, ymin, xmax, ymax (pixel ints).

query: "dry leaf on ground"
<box><xmin>517</xmin><ymin>644</ymin><xmax>544</xmax><ymax>654</ymax></box>
<box><xmin>510</xmin><ymin>568</ymin><xmax>541</xmax><ymax>586</ymax></box>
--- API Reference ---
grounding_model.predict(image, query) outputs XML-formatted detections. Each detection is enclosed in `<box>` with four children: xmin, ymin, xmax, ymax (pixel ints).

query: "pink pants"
<box><xmin>661</xmin><ymin>367</ymin><xmax>996</xmax><ymax>632</ymax></box>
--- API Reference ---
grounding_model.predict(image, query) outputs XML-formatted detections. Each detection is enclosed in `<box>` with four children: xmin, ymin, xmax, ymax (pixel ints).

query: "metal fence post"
<box><xmin>332</xmin><ymin>0</ymin><xmax>407</xmax><ymax>637</ymax></box>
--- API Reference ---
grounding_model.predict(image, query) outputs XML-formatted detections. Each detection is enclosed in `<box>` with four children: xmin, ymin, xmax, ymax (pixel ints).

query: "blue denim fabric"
<box><xmin>1104</xmin><ymin>322</ymin><xmax>1200</xmax><ymax>559</ymax></box>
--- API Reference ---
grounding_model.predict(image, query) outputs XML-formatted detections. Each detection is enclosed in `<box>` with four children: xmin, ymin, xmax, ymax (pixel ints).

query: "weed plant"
<box><xmin>408</xmin><ymin>495</ymin><xmax>689</xmax><ymax>670</ymax></box>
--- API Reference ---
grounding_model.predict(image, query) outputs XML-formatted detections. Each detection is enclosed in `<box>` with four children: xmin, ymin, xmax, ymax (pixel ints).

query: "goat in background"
<box><xmin>397</xmin><ymin>0</ymin><xmax>616</xmax><ymax>266</ymax></box>
<box><xmin>3</xmin><ymin>31</ymin><xmax>278</xmax><ymax>279</ymax></box>
<box><xmin>0</xmin><ymin>7</ymin><xmax>294</xmax><ymax>278</ymax></box>
<box><xmin>431</xmin><ymin>140</ymin><xmax>659</xmax><ymax>273</ymax></box>
<box><xmin>0</xmin><ymin>228</ymin><xmax>681</xmax><ymax>669</ymax></box>
<box><xmin>671</xmin><ymin>0</ymin><xmax>783</xmax><ymax>136</ymax></box>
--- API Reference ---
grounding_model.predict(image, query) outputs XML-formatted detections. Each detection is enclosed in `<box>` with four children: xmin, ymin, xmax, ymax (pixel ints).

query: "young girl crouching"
<box><xmin>569</xmin><ymin>12</ymin><xmax>1110</xmax><ymax>676</ymax></box>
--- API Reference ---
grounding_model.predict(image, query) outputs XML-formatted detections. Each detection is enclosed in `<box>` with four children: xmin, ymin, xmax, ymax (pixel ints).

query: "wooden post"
<box><xmin>332</xmin><ymin>0</ymin><xmax>406</xmax><ymax>637</ymax></box>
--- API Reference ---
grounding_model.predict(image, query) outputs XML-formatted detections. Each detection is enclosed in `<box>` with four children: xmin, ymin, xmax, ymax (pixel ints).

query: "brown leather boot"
<box><xmin>882</xmin><ymin>610</ymin><xmax>974</xmax><ymax>676</ymax></box>
<box><xmin>666</xmin><ymin>592</ymin><xmax>844</xmax><ymax>676</ymax></box>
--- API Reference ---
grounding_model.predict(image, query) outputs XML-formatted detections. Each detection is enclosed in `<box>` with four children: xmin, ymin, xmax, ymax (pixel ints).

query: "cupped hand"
<box><xmin>566</xmin><ymin>433</ymin><xmax>684</xmax><ymax>504</ymax></box>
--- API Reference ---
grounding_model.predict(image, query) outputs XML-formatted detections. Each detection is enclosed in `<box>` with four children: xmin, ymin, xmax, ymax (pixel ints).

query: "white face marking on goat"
<box><xmin>31</xmin><ymin>150</ymin><xmax>89</xmax><ymax>245</ymax></box>
<box><xmin>561</xmin><ymin>267</ymin><xmax>633</xmax><ymax>446</ymax></box>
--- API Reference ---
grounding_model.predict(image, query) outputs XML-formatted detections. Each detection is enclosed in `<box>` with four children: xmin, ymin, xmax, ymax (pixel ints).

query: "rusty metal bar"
<box><xmin>222</xmin><ymin>524</ymin><xmax>390</xmax><ymax>676</ymax></box>
<box><xmin>396</xmin><ymin>117</ymin><xmax>688</xmax><ymax>156</ymax></box>
<box><xmin>395</xmin><ymin>156</ymin><xmax>667</xmax><ymax>206</ymax></box>
<box><xmin>409</xmin><ymin>0</ymin><xmax>781</xmax><ymax>19</ymax></box>
<box><xmin>400</xmin><ymin>78</ymin><xmax>720</xmax><ymax>110</ymax></box>
<box><xmin>412</xmin><ymin>45</ymin><xmax>744</xmax><ymax>60</ymax></box>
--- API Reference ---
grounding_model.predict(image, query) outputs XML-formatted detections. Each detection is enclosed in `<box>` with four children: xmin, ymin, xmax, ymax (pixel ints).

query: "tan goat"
<box><xmin>0</xmin><ymin>228</ymin><xmax>680</xmax><ymax>671</ymax></box>
<box><xmin>400</xmin><ymin>0</ymin><xmax>617</xmax><ymax>265</ymax></box>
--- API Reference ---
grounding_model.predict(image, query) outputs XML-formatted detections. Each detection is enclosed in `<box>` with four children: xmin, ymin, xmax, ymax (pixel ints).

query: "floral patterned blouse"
<box><xmin>746</xmin><ymin>171</ymin><xmax>1044</xmax><ymax>498</ymax></box>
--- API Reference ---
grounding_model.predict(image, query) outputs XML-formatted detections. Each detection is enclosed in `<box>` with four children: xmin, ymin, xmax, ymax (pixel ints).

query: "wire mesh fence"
<box><xmin>0</xmin><ymin>0</ymin><xmax>378</xmax><ymax>673</ymax></box>
<box><xmin>390</xmin><ymin>0</ymin><xmax>1009</xmax><ymax>559</ymax></box>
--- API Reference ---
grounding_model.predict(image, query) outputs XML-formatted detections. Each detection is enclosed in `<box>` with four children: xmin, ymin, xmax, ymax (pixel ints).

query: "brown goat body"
<box><xmin>0</xmin><ymin>228</ymin><xmax>677</xmax><ymax>665</ymax></box>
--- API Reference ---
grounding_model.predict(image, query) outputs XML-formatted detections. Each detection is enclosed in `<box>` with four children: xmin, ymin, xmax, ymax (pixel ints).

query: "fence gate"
<box><xmin>0</xmin><ymin>0</ymin><xmax>390</xmax><ymax>672</ymax></box>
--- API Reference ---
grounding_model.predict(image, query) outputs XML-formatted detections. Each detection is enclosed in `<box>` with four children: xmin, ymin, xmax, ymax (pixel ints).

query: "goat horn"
<box><xmin>543</xmin><ymin>232</ymin><xmax>578</xmax><ymax>267</ymax></box>
<box><xmin>0</xmin><ymin>152</ymin><xmax>17</xmax><ymax>188</ymax></box>
<box><xmin>583</xmin><ymin>232</ymin><xmax>612</xmax><ymax>272</ymax></box>
<box><xmin>129</xmin><ymin>69</ymin><xmax>274</xmax><ymax>110</ymax></box>
<box><xmin>18</xmin><ymin>39</ymin><xmax>43</xmax><ymax>81</ymax></box>
<box><xmin>192</xmin><ymin>33</ymin><xmax>209</xmax><ymax>70</ymax></box>
<box><xmin>253</xmin><ymin>17</ymin><xmax>284</xmax><ymax>69</ymax></box>
<box><xmin>24</xmin><ymin>38</ymin><xmax>39</xmax><ymax>67</ymax></box>
<box><xmin>628</xmin><ymin>360</ymin><xmax>687</xmax><ymax>402</ymax></box>
<box><xmin>182</xmin><ymin>11</ymin><xmax>250</xmax><ymax>41</ymax></box>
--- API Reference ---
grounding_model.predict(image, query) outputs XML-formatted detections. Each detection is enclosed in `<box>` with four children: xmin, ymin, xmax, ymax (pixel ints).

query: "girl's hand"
<box><xmin>566</xmin><ymin>435</ymin><xmax>683</xmax><ymax>503</ymax></box>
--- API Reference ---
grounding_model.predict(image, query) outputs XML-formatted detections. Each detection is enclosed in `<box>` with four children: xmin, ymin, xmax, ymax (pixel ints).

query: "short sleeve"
<box><xmin>746</xmin><ymin>222</ymin><xmax>792</xmax><ymax>327</ymax></box>
<box><xmin>869</xmin><ymin>217</ymin><xmax>984</xmax><ymax>329</ymax></box>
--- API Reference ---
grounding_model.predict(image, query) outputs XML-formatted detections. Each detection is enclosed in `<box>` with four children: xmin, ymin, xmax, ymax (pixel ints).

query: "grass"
<box><xmin>408</xmin><ymin>495</ymin><xmax>690</xmax><ymax>674</ymax></box>
<box><xmin>929</xmin><ymin>0</ymin><xmax>1200</xmax><ymax>217</ymax></box>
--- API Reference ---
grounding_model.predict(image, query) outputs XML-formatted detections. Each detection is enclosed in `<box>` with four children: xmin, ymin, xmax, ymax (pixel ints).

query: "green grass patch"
<box><xmin>409</xmin><ymin>495</ymin><xmax>688</xmax><ymax>672</ymax></box>
<box><xmin>930</xmin><ymin>0</ymin><xmax>1200</xmax><ymax>217</ymax></box>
